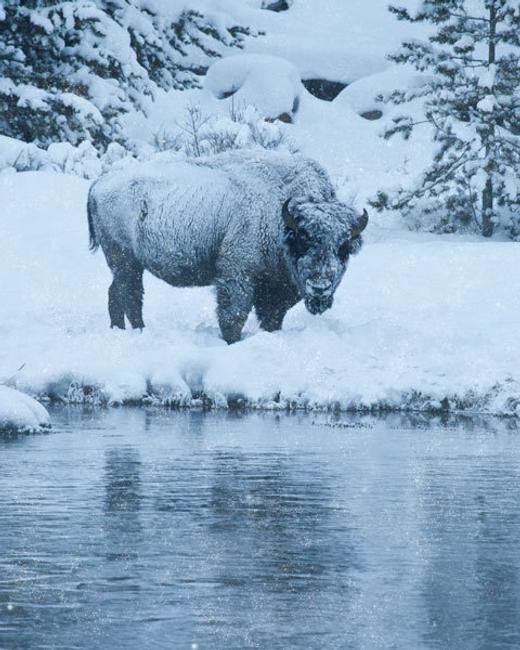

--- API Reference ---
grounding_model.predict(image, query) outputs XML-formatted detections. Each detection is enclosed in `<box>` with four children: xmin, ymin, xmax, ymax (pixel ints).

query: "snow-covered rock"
<box><xmin>0</xmin><ymin>386</ymin><xmax>50</xmax><ymax>434</ymax></box>
<box><xmin>334</xmin><ymin>66</ymin><xmax>432</xmax><ymax>120</ymax></box>
<box><xmin>205</xmin><ymin>54</ymin><xmax>302</xmax><ymax>120</ymax></box>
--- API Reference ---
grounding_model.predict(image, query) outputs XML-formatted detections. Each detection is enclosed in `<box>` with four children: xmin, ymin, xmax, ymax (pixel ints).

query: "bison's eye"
<box><xmin>338</xmin><ymin>240</ymin><xmax>350</xmax><ymax>263</ymax></box>
<box><xmin>286</xmin><ymin>229</ymin><xmax>311</xmax><ymax>258</ymax></box>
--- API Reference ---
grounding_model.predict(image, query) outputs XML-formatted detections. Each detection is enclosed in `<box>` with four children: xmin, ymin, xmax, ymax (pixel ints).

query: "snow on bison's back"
<box><xmin>87</xmin><ymin>151</ymin><xmax>368</xmax><ymax>343</ymax></box>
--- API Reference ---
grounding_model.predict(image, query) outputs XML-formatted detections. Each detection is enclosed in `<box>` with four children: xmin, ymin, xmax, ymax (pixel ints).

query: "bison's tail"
<box><xmin>87</xmin><ymin>187</ymin><xmax>99</xmax><ymax>252</ymax></box>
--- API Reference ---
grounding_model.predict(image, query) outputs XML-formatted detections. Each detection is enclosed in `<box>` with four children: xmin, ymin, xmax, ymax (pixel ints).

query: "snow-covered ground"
<box><xmin>1</xmin><ymin>171</ymin><xmax>519</xmax><ymax>416</ymax></box>
<box><xmin>1</xmin><ymin>0</ymin><xmax>518</xmax><ymax>417</ymax></box>
<box><xmin>0</xmin><ymin>385</ymin><xmax>50</xmax><ymax>434</ymax></box>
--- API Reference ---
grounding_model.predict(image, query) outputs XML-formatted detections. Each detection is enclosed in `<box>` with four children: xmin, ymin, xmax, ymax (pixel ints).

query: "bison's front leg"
<box><xmin>255</xmin><ymin>301</ymin><xmax>290</xmax><ymax>332</ymax></box>
<box><xmin>215</xmin><ymin>276</ymin><xmax>254</xmax><ymax>344</ymax></box>
<box><xmin>254</xmin><ymin>285</ymin><xmax>298</xmax><ymax>333</ymax></box>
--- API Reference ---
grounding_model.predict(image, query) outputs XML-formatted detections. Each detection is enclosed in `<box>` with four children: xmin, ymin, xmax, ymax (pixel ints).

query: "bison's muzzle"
<box><xmin>305</xmin><ymin>279</ymin><xmax>334</xmax><ymax>314</ymax></box>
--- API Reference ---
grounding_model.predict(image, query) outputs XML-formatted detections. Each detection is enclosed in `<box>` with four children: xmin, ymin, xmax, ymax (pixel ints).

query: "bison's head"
<box><xmin>282</xmin><ymin>197</ymin><xmax>368</xmax><ymax>315</ymax></box>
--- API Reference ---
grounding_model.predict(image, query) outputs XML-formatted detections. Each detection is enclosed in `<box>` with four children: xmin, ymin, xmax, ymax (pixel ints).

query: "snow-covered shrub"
<box><xmin>0</xmin><ymin>1</ymin><xmax>255</xmax><ymax>150</ymax></box>
<box><xmin>0</xmin><ymin>135</ymin><xmax>133</xmax><ymax>179</ymax></box>
<box><xmin>153</xmin><ymin>103</ymin><xmax>297</xmax><ymax>157</ymax></box>
<box><xmin>374</xmin><ymin>0</ymin><xmax>520</xmax><ymax>239</ymax></box>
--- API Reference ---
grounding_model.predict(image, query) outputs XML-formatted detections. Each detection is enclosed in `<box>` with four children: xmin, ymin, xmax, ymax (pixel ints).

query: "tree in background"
<box><xmin>374</xmin><ymin>0</ymin><xmax>520</xmax><ymax>239</ymax></box>
<box><xmin>0</xmin><ymin>0</ymin><xmax>252</xmax><ymax>149</ymax></box>
<box><xmin>104</xmin><ymin>1</ymin><xmax>252</xmax><ymax>92</ymax></box>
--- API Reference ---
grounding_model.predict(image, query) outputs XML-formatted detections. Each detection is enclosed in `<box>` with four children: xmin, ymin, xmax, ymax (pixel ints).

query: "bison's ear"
<box><xmin>351</xmin><ymin>209</ymin><xmax>369</xmax><ymax>238</ymax></box>
<box><xmin>282</xmin><ymin>199</ymin><xmax>299</xmax><ymax>232</ymax></box>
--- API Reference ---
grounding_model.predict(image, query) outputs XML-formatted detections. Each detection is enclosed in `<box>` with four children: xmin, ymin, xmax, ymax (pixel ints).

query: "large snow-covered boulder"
<box><xmin>0</xmin><ymin>386</ymin><xmax>50</xmax><ymax>434</ymax></box>
<box><xmin>334</xmin><ymin>66</ymin><xmax>432</xmax><ymax>121</ymax></box>
<box><xmin>205</xmin><ymin>54</ymin><xmax>302</xmax><ymax>121</ymax></box>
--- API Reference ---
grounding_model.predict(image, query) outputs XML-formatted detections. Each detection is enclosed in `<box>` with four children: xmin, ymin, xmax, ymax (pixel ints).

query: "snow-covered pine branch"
<box><xmin>377</xmin><ymin>0</ymin><xmax>520</xmax><ymax>239</ymax></box>
<box><xmin>0</xmin><ymin>0</ymin><xmax>254</xmax><ymax>150</ymax></box>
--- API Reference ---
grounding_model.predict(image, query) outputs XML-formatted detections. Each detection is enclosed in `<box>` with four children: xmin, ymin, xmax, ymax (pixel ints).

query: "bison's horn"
<box><xmin>351</xmin><ymin>209</ymin><xmax>369</xmax><ymax>238</ymax></box>
<box><xmin>282</xmin><ymin>198</ymin><xmax>299</xmax><ymax>231</ymax></box>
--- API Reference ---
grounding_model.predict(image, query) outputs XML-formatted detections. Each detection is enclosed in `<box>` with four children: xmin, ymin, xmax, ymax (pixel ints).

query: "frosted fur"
<box><xmin>88</xmin><ymin>150</ymin><xmax>367</xmax><ymax>343</ymax></box>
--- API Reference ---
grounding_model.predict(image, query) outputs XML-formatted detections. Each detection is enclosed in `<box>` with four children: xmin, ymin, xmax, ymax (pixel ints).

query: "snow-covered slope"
<box><xmin>1</xmin><ymin>171</ymin><xmax>519</xmax><ymax>416</ymax></box>
<box><xmin>237</xmin><ymin>0</ymin><xmax>422</xmax><ymax>84</ymax></box>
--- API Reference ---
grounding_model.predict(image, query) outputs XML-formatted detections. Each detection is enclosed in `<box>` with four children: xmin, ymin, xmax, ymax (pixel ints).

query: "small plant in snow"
<box><xmin>176</xmin><ymin>105</ymin><xmax>212</xmax><ymax>158</ymax></box>
<box><xmin>153</xmin><ymin>103</ymin><xmax>298</xmax><ymax>157</ymax></box>
<box><xmin>374</xmin><ymin>0</ymin><xmax>520</xmax><ymax>239</ymax></box>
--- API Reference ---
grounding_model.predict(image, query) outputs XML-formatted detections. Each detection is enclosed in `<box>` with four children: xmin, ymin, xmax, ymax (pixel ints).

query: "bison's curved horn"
<box><xmin>282</xmin><ymin>198</ymin><xmax>299</xmax><ymax>231</ymax></box>
<box><xmin>351</xmin><ymin>209</ymin><xmax>369</xmax><ymax>238</ymax></box>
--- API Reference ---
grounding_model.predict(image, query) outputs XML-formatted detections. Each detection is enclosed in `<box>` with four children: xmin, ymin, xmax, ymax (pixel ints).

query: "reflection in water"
<box><xmin>103</xmin><ymin>446</ymin><xmax>143</xmax><ymax>543</ymax></box>
<box><xmin>208</xmin><ymin>449</ymin><xmax>358</xmax><ymax>588</ymax></box>
<box><xmin>151</xmin><ymin>448</ymin><xmax>360</xmax><ymax>647</ymax></box>
<box><xmin>419</xmin><ymin>461</ymin><xmax>520</xmax><ymax>650</ymax></box>
<box><xmin>474</xmin><ymin>471</ymin><xmax>520</xmax><ymax>650</ymax></box>
<box><xmin>1</xmin><ymin>407</ymin><xmax>520</xmax><ymax>650</ymax></box>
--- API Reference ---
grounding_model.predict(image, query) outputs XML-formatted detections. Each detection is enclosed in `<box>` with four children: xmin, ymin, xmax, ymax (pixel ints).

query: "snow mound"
<box><xmin>0</xmin><ymin>386</ymin><xmax>50</xmax><ymax>434</ymax></box>
<box><xmin>205</xmin><ymin>54</ymin><xmax>302</xmax><ymax>119</ymax></box>
<box><xmin>334</xmin><ymin>66</ymin><xmax>432</xmax><ymax>119</ymax></box>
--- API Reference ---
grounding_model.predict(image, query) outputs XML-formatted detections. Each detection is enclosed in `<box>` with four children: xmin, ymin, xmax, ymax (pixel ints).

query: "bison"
<box><xmin>87</xmin><ymin>150</ymin><xmax>368</xmax><ymax>344</ymax></box>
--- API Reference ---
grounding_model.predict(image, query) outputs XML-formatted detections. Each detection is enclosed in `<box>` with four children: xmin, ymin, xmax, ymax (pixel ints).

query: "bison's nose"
<box><xmin>306</xmin><ymin>279</ymin><xmax>332</xmax><ymax>296</ymax></box>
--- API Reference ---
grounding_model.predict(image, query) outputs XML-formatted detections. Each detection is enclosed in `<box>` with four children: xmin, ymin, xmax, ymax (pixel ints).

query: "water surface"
<box><xmin>1</xmin><ymin>408</ymin><xmax>519</xmax><ymax>649</ymax></box>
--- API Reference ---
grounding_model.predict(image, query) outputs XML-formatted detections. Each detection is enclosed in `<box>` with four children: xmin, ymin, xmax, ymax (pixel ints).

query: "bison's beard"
<box><xmin>304</xmin><ymin>294</ymin><xmax>334</xmax><ymax>315</ymax></box>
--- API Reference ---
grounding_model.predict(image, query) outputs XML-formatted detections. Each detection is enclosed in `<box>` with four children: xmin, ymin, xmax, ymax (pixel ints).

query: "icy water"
<box><xmin>1</xmin><ymin>409</ymin><xmax>520</xmax><ymax>650</ymax></box>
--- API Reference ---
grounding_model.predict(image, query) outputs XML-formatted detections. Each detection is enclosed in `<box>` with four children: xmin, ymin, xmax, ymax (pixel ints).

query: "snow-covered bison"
<box><xmin>87</xmin><ymin>151</ymin><xmax>368</xmax><ymax>344</ymax></box>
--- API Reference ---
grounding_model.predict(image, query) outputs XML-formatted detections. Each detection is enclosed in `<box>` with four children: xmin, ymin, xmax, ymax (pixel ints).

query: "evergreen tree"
<box><xmin>0</xmin><ymin>0</ymin><xmax>252</xmax><ymax>149</ymax></box>
<box><xmin>374</xmin><ymin>0</ymin><xmax>520</xmax><ymax>238</ymax></box>
<box><xmin>104</xmin><ymin>1</ymin><xmax>252</xmax><ymax>92</ymax></box>
<box><xmin>0</xmin><ymin>0</ymin><xmax>152</xmax><ymax>148</ymax></box>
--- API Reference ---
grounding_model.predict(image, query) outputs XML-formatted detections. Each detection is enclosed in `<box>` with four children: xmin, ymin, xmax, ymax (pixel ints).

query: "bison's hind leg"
<box><xmin>121</xmin><ymin>266</ymin><xmax>145</xmax><ymax>330</ymax></box>
<box><xmin>108</xmin><ymin>279</ymin><xmax>126</xmax><ymax>329</ymax></box>
<box><xmin>104</xmin><ymin>244</ymin><xmax>145</xmax><ymax>330</ymax></box>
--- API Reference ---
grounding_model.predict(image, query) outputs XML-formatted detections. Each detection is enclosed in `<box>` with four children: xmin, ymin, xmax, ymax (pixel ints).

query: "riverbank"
<box><xmin>2</xmin><ymin>171</ymin><xmax>519</xmax><ymax>418</ymax></box>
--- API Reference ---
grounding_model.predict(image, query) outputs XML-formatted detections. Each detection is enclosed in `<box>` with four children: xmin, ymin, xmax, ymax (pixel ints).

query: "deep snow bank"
<box><xmin>1</xmin><ymin>171</ymin><xmax>519</xmax><ymax>416</ymax></box>
<box><xmin>0</xmin><ymin>386</ymin><xmax>50</xmax><ymax>434</ymax></box>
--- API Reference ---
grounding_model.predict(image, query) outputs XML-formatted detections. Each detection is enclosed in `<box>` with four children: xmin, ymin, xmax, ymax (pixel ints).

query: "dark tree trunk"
<box><xmin>482</xmin><ymin>176</ymin><xmax>494</xmax><ymax>237</ymax></box>
<box><xmin>482</xmin><ymin>3</ymin><xmax>496</xmax><ymax>237</ymax></box>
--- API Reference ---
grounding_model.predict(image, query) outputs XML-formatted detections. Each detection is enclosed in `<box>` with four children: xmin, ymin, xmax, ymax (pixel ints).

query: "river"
<box><xmin>1</xmin><ymin>407</ymin><xmax>519</xmax><ymax>649</ymax></box>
